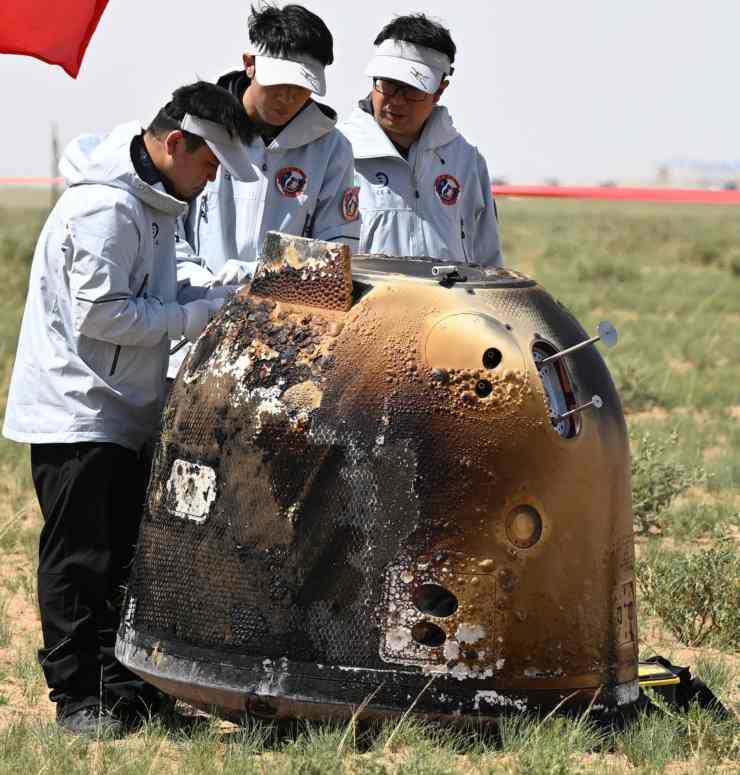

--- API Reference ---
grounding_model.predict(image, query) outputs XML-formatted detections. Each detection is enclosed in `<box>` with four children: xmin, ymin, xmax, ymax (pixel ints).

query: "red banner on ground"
<box><xmin>3</xmin><ymin>179</ymin><xmax>740</xmax><ymax>207</ymax></box>
<box><xmin>0</xmin><ymin>0</ymin><xmax>109</xmax><ymax>78</ymax></box>
<box><xmin>492</xmin><ymin>185</ymin><xmax>740</xmax><ymax>205</ymax></box>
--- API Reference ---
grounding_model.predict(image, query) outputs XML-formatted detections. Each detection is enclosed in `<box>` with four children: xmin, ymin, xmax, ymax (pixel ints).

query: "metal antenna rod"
<box><xmin>538</xmin><ymin>321</ymin><xmax>618</xmax><ymax>366</ymax></box>
<box><xmin>556</xmin><ymin>395</ymin><xmax>603</xmax><ymax>422</ymax></box>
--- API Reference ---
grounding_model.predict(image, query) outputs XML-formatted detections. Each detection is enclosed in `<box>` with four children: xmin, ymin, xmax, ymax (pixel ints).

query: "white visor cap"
<box><xmin>364</xmin><ymin>39</ymin><xmax>452</xmax><ymax>95</ymax></box>
<box><xmin>247</xmin><ymin>40</ymin><xmax>327</xmax><ymax>96</ymax></box>
<box><xmin>180</xmin><ymin>114</ymin><xmax>256</xmax><ymax>182</ymax></box>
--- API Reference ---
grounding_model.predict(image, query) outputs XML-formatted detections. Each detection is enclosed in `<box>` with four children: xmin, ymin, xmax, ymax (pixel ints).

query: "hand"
<box><xmin>205</xmin><ymin>284</ymin><xmax>241</xmax><ymax>300</ymax></box>
<box><xmin>182</xmin><ymin>298</ymin><xmax>224</xmax><ymax>342</ymax></box>
<box><xmin>212</xmin><ymin>259</ymin><xmax>251</xmax><ymax>287</ymax></box>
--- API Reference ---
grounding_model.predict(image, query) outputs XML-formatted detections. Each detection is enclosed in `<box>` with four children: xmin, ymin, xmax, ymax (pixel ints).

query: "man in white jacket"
<box><xmin>177</xmin><ymin>3</ymin><xmax>359</xmax><ymax>290</ymax></box>
<box><xmin>2</xmin><ymin>82</ymin><xmax>254</xmax><ymax>735</ymax></box>
<box><xmin>338</xmin><ymin>14</ymin><xmax>503</xmax><ymax>267</ymax></box>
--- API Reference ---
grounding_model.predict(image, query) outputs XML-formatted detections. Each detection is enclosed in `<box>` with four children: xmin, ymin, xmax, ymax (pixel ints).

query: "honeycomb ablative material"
<box><xmin>250</xmin><ymin>232</ymin><xmax>353</xmax><ymax>311</ymax></box>
<box><xmin>117</xmin><ymin>235</ymin><xmax>638</xmax><ymax>722</ymax></box>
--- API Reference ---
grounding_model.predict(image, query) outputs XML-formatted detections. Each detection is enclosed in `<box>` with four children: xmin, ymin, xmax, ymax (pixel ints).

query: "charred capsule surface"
<box><xmin>117</xmin><ymin>235</ymin><xmax>637</xmax><ymax>722</ymax></box>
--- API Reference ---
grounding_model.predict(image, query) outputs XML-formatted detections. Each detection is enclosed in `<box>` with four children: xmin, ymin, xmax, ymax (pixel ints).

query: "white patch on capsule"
<box><xmin>456</xmin><ymin>623</ymin><xmax>487</xmax><ymax>644</ymax></box>
<box><xmin>228</xmin><ymin>352</ymin><xmax>254</xmax><ymax>376</ymax></box>
<box><xmin>122</xmin><ymin>596</ymin><xmax>137</xmax><ymax>632</ymax></box>
<box><xmin>443</xmin><ymin>639</ymin><xmax>460</xmax><ymax>661</ymax></box>
<box><xmin>385</xmin><ymin>626</ymin><xmax>412</xmax><ymax>651</ymax></box>
<box><xmin>185</xmin><ymin>341</ymin><xmax>254</xmax><ymax>385</ymax></box>
<box><xmin>446</xmin><ymin>664</ymin><xmax>495</xmax><ymax>681</ymax></box>
<box><xmin>474</xmin><ymin>690</ymin><xmax>528</xmax><ymax>712</ymax></box>
<box><xmin>616</xmin><ymin>680</ymin><xmax>640</xmax><ymax>705</ymax></box>
<box><xmin>400</xmin><ymin>571</ymin><xmax>414</xmax><ymax>584</ymax></box>
<box><xmin>166</xmin><ymin>460</ymin><xmax>217</xmax><ymax>523</ymax></box>
<box><xmin>253</xmin><ymin>386</ymin><xmax>285</xmax><ymax>418</ymax></box>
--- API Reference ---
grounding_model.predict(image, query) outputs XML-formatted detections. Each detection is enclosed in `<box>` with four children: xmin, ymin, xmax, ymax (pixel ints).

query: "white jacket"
<box><xmin>177</xmin><ymin>92</ymin><xmax>359</xmax><ymax>286</ymax></box>
<box><xmin>338</xmin><ymin>104</ymin><xmax>502</xmax><ymax>266</ymax></box>
<box><xmin>3</xmin><ymin>123</ymin><xmax>189</xmax><ymax>452</ymax></box>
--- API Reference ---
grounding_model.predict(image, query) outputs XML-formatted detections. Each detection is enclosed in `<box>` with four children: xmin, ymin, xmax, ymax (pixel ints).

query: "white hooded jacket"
<box><xmin>176</xmin><ymin>74</ymin><xmax>359</xmax><ymax>287</ymax></box>
<box><xmin>338</xmin><ymin>104</ymin><xmax>502</xmax><ymax>266</ymax></box>
<box><xmin>3</xmin><ymin>122</ymin><xmax>189</xmax><ymax>452</ymax></box>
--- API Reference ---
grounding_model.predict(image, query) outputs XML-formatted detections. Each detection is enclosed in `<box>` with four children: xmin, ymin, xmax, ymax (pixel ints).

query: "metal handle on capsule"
<box><xmin>555</xmin><ymin>394</ymin><xmax>603</xmax><ymax>422</ymax></box>
<box><xmin>538</xmin><ymin>321</ymin><xmax>618</xmax><ymax>367</ymax></box>
<box><xmin>431</xmin><ymin>265</ymin><xmax>460</xmax><ymax>277</ymax></box>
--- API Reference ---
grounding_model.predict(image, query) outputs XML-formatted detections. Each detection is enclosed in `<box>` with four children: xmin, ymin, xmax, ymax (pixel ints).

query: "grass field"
<box><xmin>0</xmin><ymin>190</ymin><xmax>738</xmax><ymax>773</ymax></box>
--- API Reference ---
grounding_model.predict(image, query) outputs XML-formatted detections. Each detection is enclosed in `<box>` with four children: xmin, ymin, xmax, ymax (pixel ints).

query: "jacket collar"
<box><xmin>264</xmin><ymin>101</ymin><xmax>337</xmax><ymax>150</ymax></box>
<box><xmin>217</xmin><ymin>69</ymin><xmax>337</xmax><ymax>151</ymax></box>
<box><xmin>342</xmin><ymin>103</ymin><xmax>459</xmax><ymax>160</ymax></box>
<box><xmin>59</xmin><ymin>122</ymin><xmax>187</xmax><ymax>217</ymax></box>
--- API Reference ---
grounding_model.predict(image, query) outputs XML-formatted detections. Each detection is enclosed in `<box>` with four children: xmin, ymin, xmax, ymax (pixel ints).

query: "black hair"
<box><xmin>374</xmin><ymin>13</ymin><xmax>456</xmax><ymax>66</ymax></box>
<box><xmin>248</xmin><ymin>3</ymin><xmax>334</xmax><ymax>66</ymax></box>
<box><xmin>147</xmin><ymin>81</ymin><xmax>254</xmax><ymax>150</ymax></box>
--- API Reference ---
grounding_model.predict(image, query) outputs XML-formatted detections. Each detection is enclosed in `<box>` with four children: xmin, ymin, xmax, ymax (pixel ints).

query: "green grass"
<box><xmin>504</xmin><ymin>200</ymin><xmax>740</xmax><ymax>411</ymax></box>
<box><xmin>0</xmin><ymin>194</ymin><xmax>739</xmax><ymax>772</ymax></box>
<box><xmin>0</xmin><ymin>594</ymin><xmax>10</xmax><ymax>647</ymax></box>
<box><xmin>637</xmin><ymin>540</ymin><xmax>740</xmax><ymax>648</ymax></box>
<box><xmin>12</xmin><ymin>650</ymin><xmax>44</xmax><ymax>706</ymax></box>
<box><xmin>1</xmin><ymin>567</ymin><xmax>36</xmax><ymax>606</ymax></box>
<box><xmin>0</xmin><ymin>203</ymin><xmax>42</xmax><ymax>565</ymax></box>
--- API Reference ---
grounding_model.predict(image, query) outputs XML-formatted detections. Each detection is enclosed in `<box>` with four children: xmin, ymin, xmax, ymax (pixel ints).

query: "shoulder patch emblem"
<box><xmin>276</xmin><ymin>166</ymin><xmax>308</xmax><ymax>197</ymax></box>
<box><xmin>341</xmin><ymin>187</ymin><xmax>360</xmax><ymax>222</ymax></box>
<box><xmin>434</xmin><ymin>174</ymin><xmax>462</xmax><ymax>206</ymax></box>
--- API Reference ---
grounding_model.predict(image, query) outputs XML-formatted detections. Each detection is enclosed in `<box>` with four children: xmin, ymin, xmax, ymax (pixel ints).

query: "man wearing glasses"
<box><xmin>339</xmin><ymin>14</ymin><xmax>502</xmax><ymax>266</ymax></box>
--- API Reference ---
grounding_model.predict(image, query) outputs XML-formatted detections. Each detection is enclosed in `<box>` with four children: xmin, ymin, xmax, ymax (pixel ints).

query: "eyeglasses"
<box><xmin>372</xmin><ymin>78</ymin><xmax>429</xmax><ymax>103</ymax></box>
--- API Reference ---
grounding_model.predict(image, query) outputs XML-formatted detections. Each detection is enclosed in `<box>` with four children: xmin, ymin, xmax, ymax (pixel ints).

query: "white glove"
<box><xmin>205</xmin><ymin>284</ymin><xmax>241</xmax><ymax>300</ymax></box>
<box><xmin>212</xmin><ymin>259</ymin><xmax>251</xmax><ymax>287</ymax></box>
<box><xmin>182</xmin><ymin>298</ymin><xmax>224</xmax><ymax>342</ymax></box>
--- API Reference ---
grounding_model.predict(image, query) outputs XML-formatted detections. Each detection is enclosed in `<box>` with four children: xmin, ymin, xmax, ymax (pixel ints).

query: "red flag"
<box><xmin>0</xmin><ymin>1</ymin><xmax>109</xmax><ymax>78</ymax></box>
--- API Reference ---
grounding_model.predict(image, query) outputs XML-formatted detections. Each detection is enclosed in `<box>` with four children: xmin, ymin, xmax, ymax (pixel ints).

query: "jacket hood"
<box><xmin>339</xmin><ymin>104</ymin><xmax>459</xmax><ymax>160</ymax></box>
<box><xmin>216</xmin><ymin>70</ymin><xmax>337</xmax><ymax>150</ymax></box>
<box><xmin>217</xmin><ymin>69</ymin><xmax>250</xmax><ymax>100</ymax></box>
<box><xmin>59</xmin><ymin>122</ymin><xmax>187</xmax><ymax>217</ymax></box>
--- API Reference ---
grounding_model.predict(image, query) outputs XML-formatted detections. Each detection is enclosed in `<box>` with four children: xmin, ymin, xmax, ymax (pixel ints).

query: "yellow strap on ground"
<box><xmin>638</xmin><ymin>662</ymin><xmax>681</xmax><ymax>686</ymax></box>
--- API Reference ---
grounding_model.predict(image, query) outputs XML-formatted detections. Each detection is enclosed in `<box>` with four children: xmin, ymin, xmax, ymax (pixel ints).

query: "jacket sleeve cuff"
<box><xmin>165</xmin><ymin>303</ymin><xmax>185</xmax><ymax>340</ymax></box>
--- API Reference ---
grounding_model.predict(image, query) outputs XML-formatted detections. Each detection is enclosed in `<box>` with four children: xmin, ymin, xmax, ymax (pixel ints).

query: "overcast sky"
<box><xmin>1</xmin><ymin>1</ymin><xmax>738</xmax><ymax>183</ymax></box>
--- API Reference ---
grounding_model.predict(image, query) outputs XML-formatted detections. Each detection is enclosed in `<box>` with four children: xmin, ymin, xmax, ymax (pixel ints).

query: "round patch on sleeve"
<box><xmin>276</xmin><ymin>167</ymin><xmax>308</xmax><ymax>197</ymax></box>
<box><xmin>342</xmin><ymin>187</ymin><xmax>360</xmax><ymax>221</ymax></box>
<box><xmin>434</xmin><ymin>174</ymin><xmax>462</xmax><ymax>205</ymax></box>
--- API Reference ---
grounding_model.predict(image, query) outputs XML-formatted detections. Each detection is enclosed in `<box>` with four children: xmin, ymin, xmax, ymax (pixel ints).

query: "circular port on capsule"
<box><xmin>506</xmin><ymin>505</ymin><xmax>543</xmax><ymax>549</ymax></box>
<box><xmin>412</xmin><ymin>584</ymin><xmax>459</xmax><ymax>617</ymax></box>
<box><xmin>411</xmin><ymin>621</ymin><xmax>447</xmax><ymax>647</ymax></box>
<box><xmin>482</xmin><ymin>348</ymin><xmax>503</xmax><ymax>369</ymax></box>
<box><xmin>475</xmin><ymin>379</ymin><xmax>493</xmax><ymax>398</ymax></box>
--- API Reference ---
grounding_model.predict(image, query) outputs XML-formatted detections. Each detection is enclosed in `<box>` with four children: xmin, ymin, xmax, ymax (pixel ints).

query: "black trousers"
<box><xmin>31</xmin><ymin>442</ymin><xmax>155</xmax><ymax>713</ymax></box>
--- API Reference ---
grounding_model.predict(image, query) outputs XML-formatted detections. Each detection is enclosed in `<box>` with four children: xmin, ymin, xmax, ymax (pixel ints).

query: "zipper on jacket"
<box><xmin>302</xmin><ymin>212</ymin><xmax>314</xmax><ymax>238</ymax></box>
<box><xmin>195</xmin><ymin>197</ymin><xmax>208</xmax><ymax>254</ymax></box>
<box><xmin>110</xmin><ymin>274</ymin><xmax>149</xmax><ymax>376</ymax></box>
<box><xmin>460</xmin><ymin>218</ymin><xmax>469</xmax><ymax>264</ymax></box>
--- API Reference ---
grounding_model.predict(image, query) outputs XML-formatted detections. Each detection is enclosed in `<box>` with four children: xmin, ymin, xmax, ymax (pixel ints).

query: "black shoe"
<box><xmin>56</xmin><ymin>703</ymin><xmax>124</xmax><ymax>738</ymax></box>
<box><xmin>106</xmin><ymin>690</ymin><xmax>175</xmax><ymax>729</ymax></box>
